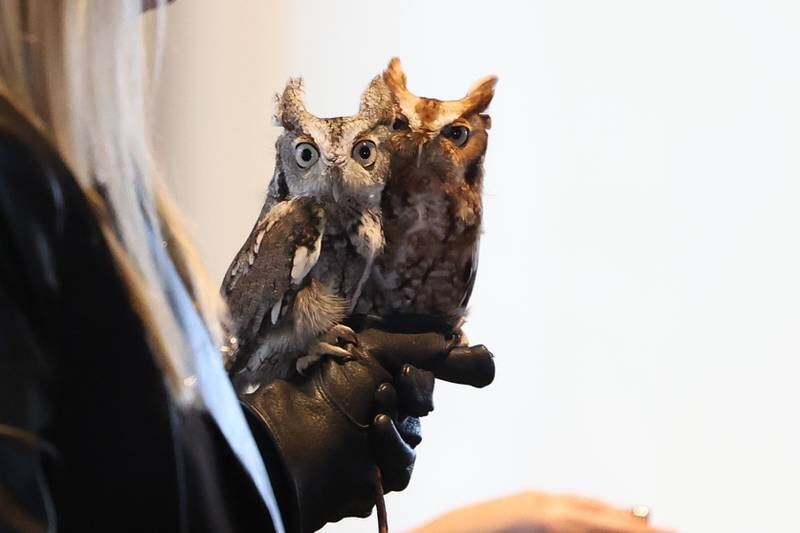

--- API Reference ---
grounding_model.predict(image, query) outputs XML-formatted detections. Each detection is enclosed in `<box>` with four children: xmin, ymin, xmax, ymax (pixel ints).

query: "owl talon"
<box><xmin>322</xmin><ymin>324</ymin><xmax>359</xmax><ymax>348</ymax></box>
<box><xmin>296</xmin><ymin>342</ymin><xmax>354</xmax><ymax>375</ymax></box>
<box><xmin>296</xmin><ymin>354</ymin><xmax>322</xmax><ymax>376</ymax></box>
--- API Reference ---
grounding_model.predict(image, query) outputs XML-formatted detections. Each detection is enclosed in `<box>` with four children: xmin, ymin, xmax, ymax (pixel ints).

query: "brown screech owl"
<box><xmin>356</xmin><ymin>58</ymin><xmax>497</xmax><ymax>330</ymax></box>
<box><xmin>223</xmin><ymin>76</ymin><xmax>394</xmax><ymax>389</ymax></box>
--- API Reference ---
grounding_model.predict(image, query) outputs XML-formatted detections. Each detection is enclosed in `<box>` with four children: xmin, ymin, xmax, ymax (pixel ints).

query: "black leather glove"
<box><xmin>347</xmin><ymin>314</ymin><xmax>496</xmax><ymax>390</ymax></box>
<box><xmin>242</xmin><ymin>321</ymin><xmax>494</xmax><ymax>533</ymax></box>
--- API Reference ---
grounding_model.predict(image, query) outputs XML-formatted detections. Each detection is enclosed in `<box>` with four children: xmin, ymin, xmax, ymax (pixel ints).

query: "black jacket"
<box><xmin>0</xmin><ymin>96</ymin><xmax>293</xmax><ymax>532</ymax></box>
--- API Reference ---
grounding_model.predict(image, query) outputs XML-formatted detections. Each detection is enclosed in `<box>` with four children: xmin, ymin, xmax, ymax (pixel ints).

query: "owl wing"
<box><xmin>222</xmin><ymin>196</ymin><xmax>325</xmax><ymax>373</ymax></box>
<box><xmin>458</xmin><ymin>238</ymin><xmax>480</xmax><ymax>315</ymax></box>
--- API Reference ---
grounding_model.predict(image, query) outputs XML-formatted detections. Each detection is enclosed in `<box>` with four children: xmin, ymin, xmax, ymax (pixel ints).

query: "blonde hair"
<box><xmin>0</xmin><ymin>1</ymin><xmax>227</xmax><ymax>403</ymax></box>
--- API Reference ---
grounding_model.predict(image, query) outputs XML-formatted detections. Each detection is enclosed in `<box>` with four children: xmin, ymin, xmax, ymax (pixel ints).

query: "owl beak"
<box><xmin>328</xmin><ymin>166</ymin><xmax>344</xmax><ymax>202</ymax></box>
<box><xmin>415</xmin><ymin>132</ymin><xmax>437</xmax><ymax>168</ymax></box>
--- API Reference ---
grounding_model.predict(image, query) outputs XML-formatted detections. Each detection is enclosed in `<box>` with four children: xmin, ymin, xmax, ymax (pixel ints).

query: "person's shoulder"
<box><xmin>0</xmin><ymin>98</ymin><xmax>73</xmax><ymax>227</ymax></box>
<box><xmin>0</xmin><ymin>97</ymin><xmax>90</xmax><ymax>306</ymax></box>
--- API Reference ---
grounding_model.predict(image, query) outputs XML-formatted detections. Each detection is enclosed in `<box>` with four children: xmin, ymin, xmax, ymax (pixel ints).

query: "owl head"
<box><xmin>382</xmin><ymin>58</ymin><xmax>496</xmax><ymax>188</ymax></box>
<box><xmin>272</xmin><ymin>76</ymin><xmax>394</xmax><ymax>210</ymax></box>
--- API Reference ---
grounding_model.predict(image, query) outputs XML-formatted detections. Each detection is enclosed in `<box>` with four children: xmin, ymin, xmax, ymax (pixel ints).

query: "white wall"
<box><xmin>156</xmin><ymin>2</ymin><xmax>800</xmax><ymax>532</ymax></box>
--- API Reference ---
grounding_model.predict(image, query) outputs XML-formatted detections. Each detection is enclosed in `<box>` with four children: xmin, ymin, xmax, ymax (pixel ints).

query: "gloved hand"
<box><xmin>347</xmin><ymin>314</ymin><xmax>496</xmax><ymax>390</ymax></box>
<box><xmin>242</xmin><ymin>319</ymin><xmax>494</xmax><ymax>533</ymax></box>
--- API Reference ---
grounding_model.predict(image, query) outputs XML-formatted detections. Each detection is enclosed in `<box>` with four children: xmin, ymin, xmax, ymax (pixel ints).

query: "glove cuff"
<box><xmin>241</xmin><ymin>402</ymin><xmax>303</xmax><ymax>533</ymax></box>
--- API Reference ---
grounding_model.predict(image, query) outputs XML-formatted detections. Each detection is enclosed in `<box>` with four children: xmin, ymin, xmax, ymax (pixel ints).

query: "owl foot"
<box><xmin>321</xmin><ymin>324</ymin><xmax>359</xmax><ymax>348</ymax></box>
<box><xmin>296</xmin><ymin>341</ymin><xmax>354</xmax><ymax>376</ymax></box>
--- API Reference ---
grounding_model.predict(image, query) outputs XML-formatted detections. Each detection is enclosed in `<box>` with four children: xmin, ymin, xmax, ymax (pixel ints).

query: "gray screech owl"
<box><xmin>223</xmin><ymin>76</ymin><xmax>394</xmax><ymax>390</ymax></box>
<box><xmin>356</xmin><ymin>58</ymin><xmax>497</xmax><ymax>330</ymax></box>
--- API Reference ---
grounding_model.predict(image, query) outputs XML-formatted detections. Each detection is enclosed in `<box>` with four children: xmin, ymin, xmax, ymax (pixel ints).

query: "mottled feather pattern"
<box><xmin>225</xmin><ymin>75</ymin><xmax>395</xmax><ymax>388</ymax></box>
<box><xmin>223</xmin><ymin>60</ymin><xmax>495</xmax><ymax>388</ymax></box>
<box><xmin>223</xmin><ymin>197</ymin><xmax>327</xmax><ymax>371</ymax></box>
<box><xmin>356</xmin><ymin>58</ymin><xmax>496</xmax><ymax>329</ymax></box>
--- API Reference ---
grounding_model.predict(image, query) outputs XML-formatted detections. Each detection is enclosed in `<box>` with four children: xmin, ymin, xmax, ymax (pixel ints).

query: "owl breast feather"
<box><xmin>355</xmin><ymin>187</ymin><xmax>481</xmax><ymax>327</ymax></box>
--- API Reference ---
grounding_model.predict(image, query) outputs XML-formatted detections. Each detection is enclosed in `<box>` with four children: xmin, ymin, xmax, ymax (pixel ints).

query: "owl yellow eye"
<box><xmin>442</xmin><ymin>125</ymin><xmax>470</xmax><ymax>147</ymax></box>
<box><xmin>352</xmin><ymin>140</ymin><xmax>377</xmax><ymax>168</ymax></box>
<box><xmin>294</xmin><ymin>142</ymin><xmax>319</xmax><ymax>169</ymax></box>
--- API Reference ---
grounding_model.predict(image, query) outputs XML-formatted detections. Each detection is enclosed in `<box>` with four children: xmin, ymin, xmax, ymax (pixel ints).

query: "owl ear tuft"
<box><xmin>359</xmin><ymin>75</ymin><xmax>395</xmax><ymax>125</ymax></box>
<box><xmin>463</xmin><ymin>75</ymin><xmax>497</xmax><ymax>116</ymax></box>
<box><xmin>275</xmin><ymin>77</ymin><xmax>308</xmax><ymax>131</ymax></box>
<box><xmin>383</xmin><ymin>57</ymin><xmax>409</xmax><ymax>97</ymax></box>
<box><xmin>382</xmin><ymin>57</ymin><xmax>419</xmax><ymax>124</ymax></box>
